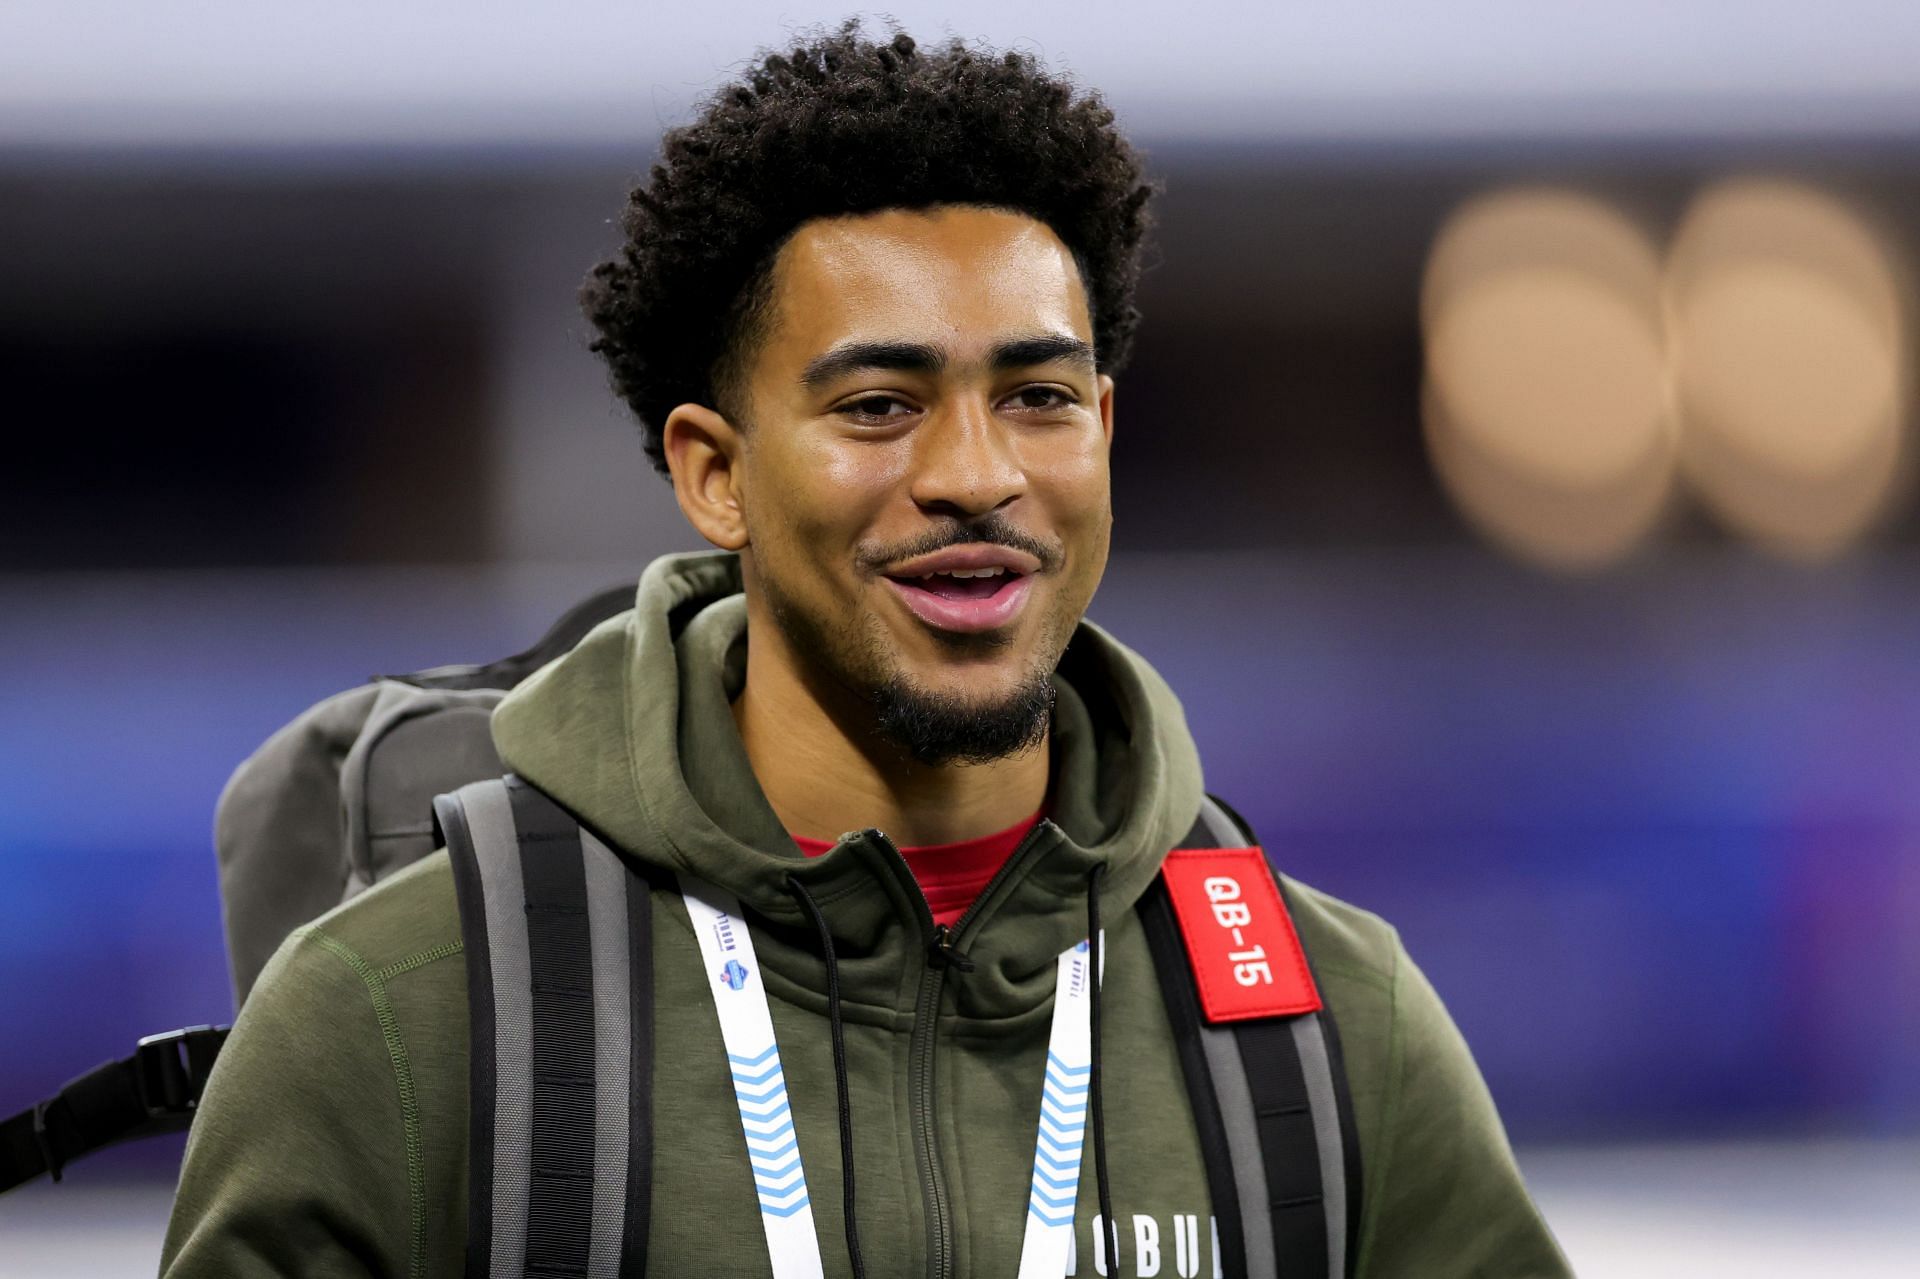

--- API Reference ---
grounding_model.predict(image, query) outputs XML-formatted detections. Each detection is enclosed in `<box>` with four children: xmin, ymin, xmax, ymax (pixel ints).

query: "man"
<box><xmin>163</xmin><ymin>25</ymin><xmax>1569</xmax><ymax>1278</ymax></box>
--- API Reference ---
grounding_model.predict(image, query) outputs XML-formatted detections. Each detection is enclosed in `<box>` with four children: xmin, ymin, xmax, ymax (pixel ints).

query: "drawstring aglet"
<box><xmin>927</xmin><ymin>923</ymin><xmax>977</xmax><ymax>972</ymax></box>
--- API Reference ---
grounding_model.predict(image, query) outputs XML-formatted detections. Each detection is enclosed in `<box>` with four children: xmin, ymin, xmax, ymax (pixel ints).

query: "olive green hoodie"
<box><xmin>162</xmin><ymin>552</ymin><xmax>1569</xmax><ymax>1278</ymax></box>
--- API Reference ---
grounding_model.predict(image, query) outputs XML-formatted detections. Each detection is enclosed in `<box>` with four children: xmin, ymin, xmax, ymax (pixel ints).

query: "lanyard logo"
<box><xmin>719</xmin><ymin>959</ymin><xmax>751</xmax><ymax>991</ymax></box>
<box><xmin>1067</xmin><ymin>944</ymin><xmax>1089</xmax><ymax>999</ymax></box>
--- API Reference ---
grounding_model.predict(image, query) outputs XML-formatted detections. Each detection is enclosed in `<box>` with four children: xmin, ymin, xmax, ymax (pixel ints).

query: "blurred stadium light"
<box><xmin>1422</xmin><ymin>188</ymin><xmax>1674</xmax><ymax>567</ymax></box>
<box><xmin>1421</xmin><ymin>176</ymin><xmax>1916</xmax><ymax>567</ymax></box>
<box><xmin>1670</xmin><ymin>178</ymin><xmax>1912</xmax><ymax>559</ymax></box>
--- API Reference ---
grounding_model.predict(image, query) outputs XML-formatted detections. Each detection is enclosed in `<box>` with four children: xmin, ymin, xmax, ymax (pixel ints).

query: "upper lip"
<box><xmin>883</xmin><ymin>543</ymin><xmax>1043</xmax><ymax>578</ymax></box>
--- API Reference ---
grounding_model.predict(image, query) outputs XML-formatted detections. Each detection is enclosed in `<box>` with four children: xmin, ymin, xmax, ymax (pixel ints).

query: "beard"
<box><xmin>868</xmin><ymin>664</ymin><xmax>1056</xmax><ymax>767</ymax></box>
<box><xmin>759</xmin><ymin>558</ymin><xmax>1059</xmax><ymax>768</ymax></box>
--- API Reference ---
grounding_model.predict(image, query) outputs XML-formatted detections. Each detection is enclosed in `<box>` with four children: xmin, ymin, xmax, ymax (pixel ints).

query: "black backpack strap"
<box><xmin>438</xmin><ymin>774</ymin><xmax>653</xmax><ymax>1278</ymax></box>
<box><xmin>0</xmin><ymin>1025</ymin><xmax>227</xmax><ymax>1194</ymax></box>
<box><xmin>1141</xmin><ymin>795</ymin><xmax>1362</xmax><ymax>1279</ymax></box>
<box><xmin>1140</xmin><ymin>880</ymin><xmax>1252</xmax><ymax>1278</ymax></box>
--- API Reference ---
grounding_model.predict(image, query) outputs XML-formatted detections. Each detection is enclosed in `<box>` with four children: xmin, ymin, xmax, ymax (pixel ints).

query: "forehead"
<box><xmin>760</xmin><ymin>206</ymin><xmax>1092</xmax><ymax>365</ymax></box>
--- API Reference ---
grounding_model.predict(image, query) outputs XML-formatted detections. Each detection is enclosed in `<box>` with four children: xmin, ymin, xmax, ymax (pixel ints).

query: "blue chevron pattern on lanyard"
<box><xmin>1016</xmin><ymin>935</ymin><xmax>1099</xmax><ymax>1279</ymax></box>
<box><xmin>1027</xmin><ymin>1051</ymin><xmax>1091</xmax><ymax>1226</ymax></box>
<box><xmin>680</xmin><ymin>877</ymin><xmax>826</xmax><ymax>1279</ymax></box>
<box><xmin>687</xmin><ymin>870</ymin><xmax>1094</xmax><ymax>1279</ymax></box>
<box><xmin>731</xmin><ymin>1043</ymin><xmax>811</xmax><ymax>1218</ymax></box>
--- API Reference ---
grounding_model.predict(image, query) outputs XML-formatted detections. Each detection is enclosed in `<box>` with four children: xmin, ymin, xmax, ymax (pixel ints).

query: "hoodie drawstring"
<box><xmin>1087</xmin><ymin>863</ymin><xmax>1118</xmax><ymax>1270</ymax></box>
<box><xmin>786</xmin><ymin>876</ymin><xmax>868</xmax><ymax>1279</ymax></box>
<box><xmin>785</xmin><ymin>866</ymin><xmax>1117</xmax><ymax>1279</ymax></box>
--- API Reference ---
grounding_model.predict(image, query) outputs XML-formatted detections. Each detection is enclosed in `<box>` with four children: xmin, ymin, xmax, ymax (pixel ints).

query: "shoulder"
<box><xmin>1277</xmin><ymin>873</ymin><xmax>1479</xmax><ymax>1090</ymax></box>
<box><xmin>220</xmin><ymin>848</ymin><xmax>468</xmax><ymax>1115</ymax></box>
<box><xmin>1273</xmin><ymin>872</ymin><xmax>1467</xmax><ymax>1119</ymax></box>
<box><xmin>1278</xmin><ymin>873</ymin><xmax>1402</xmax><ymax>995</ymax></box>
<box><xmin>218</xmin><ymin>849</ymin><xmax>469</xmax><ymax>1125</ymax></box>
<box><xmin>294</xmin><ymin>848</ymin><xmax>465</xmax><ymax>980</ymax></box>
<box><xmin>1274</xmin><ymin>874</ymin><xmax>1571</xmax><ymax>1275</ymax></box>
<box><xmin>165</xmin><ymin>854</ymin><xmax>472</xmax><ymax>1276</ymax></box>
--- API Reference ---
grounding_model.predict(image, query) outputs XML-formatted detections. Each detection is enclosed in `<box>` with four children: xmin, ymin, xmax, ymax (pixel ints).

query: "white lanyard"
<box><xmin>680</xmin><ymin>874</ymin><xmax>1098</xmax><ymax>1279</ymax></box>
<box><xmin>682</xmin><ymin>877</ymin><xmax>825</xmax><ymax>1279</ymax></box>
<box><xmin>1015</xmin><ymin>935</ymin><xmax>1101</xmax><ymax>1279</ymax></box>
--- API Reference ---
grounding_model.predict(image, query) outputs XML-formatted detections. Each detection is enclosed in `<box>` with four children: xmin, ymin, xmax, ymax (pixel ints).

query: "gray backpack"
<box><xmin>213</xmin><ymin>584</ymin><xmax>634</xmax><ymax>1003</ymax></box>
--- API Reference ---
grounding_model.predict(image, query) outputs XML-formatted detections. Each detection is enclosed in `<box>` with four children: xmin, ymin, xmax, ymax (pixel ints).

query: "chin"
<box><xmin>870</xmin><ymin>659</ymin><xmax>1057</xmax><ymax>767</ymax></box>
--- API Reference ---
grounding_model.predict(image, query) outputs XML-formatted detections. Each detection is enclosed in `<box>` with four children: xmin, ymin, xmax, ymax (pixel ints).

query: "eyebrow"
<box><xmin>799</xmin><ymin>340</ymin><xmax>944</xmax><ymax>389</ymax></box>
<box><xmin>988</xmin><ymin>334</ymin><xmax>1096</xmax><ymax>373</ymax></box>
<box><xmin>798</xmin><ymin>332</ymin><xmax>1096</xmax><ymax>390</ymax></box>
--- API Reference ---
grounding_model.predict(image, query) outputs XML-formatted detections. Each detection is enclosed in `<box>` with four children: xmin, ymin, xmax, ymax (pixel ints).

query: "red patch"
<box><xmin>1162</xmin><ymin>848</ymin><xmax>1321</xmax><ymax>1023</ymax></box>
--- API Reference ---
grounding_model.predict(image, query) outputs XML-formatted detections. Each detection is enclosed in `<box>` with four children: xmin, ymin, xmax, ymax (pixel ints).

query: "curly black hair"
<box><xmin>582</xmin><ymin>22</ymin><xmax>1155</xmax><ymax>473</ymax></box>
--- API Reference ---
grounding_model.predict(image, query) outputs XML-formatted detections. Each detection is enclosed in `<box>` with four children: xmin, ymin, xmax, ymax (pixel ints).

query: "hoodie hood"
<box><xmin>492</xmin><ymin>550</ymin><xmax>1204</xmax><ymax>1020</ymax></box>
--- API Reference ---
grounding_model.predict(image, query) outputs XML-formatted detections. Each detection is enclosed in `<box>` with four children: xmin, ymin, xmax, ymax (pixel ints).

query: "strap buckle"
<box><xmin>132</xmin><ymin>1026</ymin><xmax>226</xmax><ymax>1118</ymax></box>
<box><xmin>30</xmin><ymin>1099</ymin><xmax>64</xmax><ymax>1183</ymax></box>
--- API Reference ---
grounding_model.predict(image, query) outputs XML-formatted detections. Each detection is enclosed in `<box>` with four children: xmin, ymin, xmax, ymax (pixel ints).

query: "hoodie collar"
<box><xmin>492</xmin><ymin>551</ymin><xmax>1204</xmax><ymax>1019</ymax></box>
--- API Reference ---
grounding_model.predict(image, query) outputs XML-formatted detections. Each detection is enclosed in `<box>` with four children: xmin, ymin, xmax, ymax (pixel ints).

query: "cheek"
<box><xmin>747</xmin><ymin>435</ymin><xmax>903</xmax><ymax>579</ymax></box>
<box><xmin>811</xmin><ymin>434</ymin><xmax>915</xmax><ymax>496</ymax></box>
<box><xmin>1026</xmin><ymin>430</ymin><xmax>1113</xmax><ymax>534</ymax></box>
<box><xmin>792</xmin><ymin>442</ymin><xmax>907</xmax><ymax>553</ymax></box>
<box><xmin>1031</xmin><ymin>435</ymin><xmax>1113</xmax><ymax>621</ymax></box>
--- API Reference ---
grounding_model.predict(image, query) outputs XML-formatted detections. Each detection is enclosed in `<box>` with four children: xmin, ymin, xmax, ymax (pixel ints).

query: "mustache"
<box><xmin>858</xmin><ymin>513</ymin><xmax>1064</xmax><ymax>575</ymax></box>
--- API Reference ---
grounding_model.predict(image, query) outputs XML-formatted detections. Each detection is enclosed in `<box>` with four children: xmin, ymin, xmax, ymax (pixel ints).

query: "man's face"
<box><xmin>729</xmin><ymin>205</ymin><xmax>1115</xmax><ymax>763</ymax></box>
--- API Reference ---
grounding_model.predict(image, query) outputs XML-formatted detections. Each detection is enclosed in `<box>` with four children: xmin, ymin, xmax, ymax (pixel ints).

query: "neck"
<box><xmin>732</xmin><ymin>605</ymin><xmax>1050</xmax><ymax>849</ymax></box>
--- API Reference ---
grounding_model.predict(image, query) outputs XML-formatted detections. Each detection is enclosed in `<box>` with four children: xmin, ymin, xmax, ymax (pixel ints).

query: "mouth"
<box><xmin>881</xmin><ymin>559</ymin><xmax>1037</xmax><ymax>635</ymax></box>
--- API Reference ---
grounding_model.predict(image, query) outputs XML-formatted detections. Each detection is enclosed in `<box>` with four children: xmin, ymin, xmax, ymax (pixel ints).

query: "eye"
<box><xmin>1005</xmin><ymin>385</ymin><xmax>1076</xmax><ymax>413</ymax></box>
<box><xmin>835</xmin><ymin>393</ymin><xmax>918</xmax><ymax>425</ymax></box>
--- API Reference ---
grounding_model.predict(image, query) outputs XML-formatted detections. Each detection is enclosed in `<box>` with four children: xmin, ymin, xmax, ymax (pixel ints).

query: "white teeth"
<box><xmin>910</xmin><ymin>565</ymin><xmax>1010</xmax><ymax>580</ymax></box>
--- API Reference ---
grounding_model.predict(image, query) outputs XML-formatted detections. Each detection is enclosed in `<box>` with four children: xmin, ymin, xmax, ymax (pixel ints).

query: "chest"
<box><xmin>643</xmin><ymin>914</ymin><xmax>1220</xmax><ymax>1279</ymax></box>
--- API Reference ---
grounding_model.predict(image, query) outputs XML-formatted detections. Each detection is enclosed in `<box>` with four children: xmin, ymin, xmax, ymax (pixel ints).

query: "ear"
<box><xmin>662</xmin><ymin>402</ymin><xmax>749</xmax><ymax>550</ymax></box>
<box><xmin>1096</xmin><ymin>372</ymin><xmax>1116</xmax><ymax>445</ymax></box>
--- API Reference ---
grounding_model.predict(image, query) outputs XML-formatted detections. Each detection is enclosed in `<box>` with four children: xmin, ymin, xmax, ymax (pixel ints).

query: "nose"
<box><xmin>907</xmin><ymin>393</ymin><xmax>1026</xmax><ymax>518</ymax></box>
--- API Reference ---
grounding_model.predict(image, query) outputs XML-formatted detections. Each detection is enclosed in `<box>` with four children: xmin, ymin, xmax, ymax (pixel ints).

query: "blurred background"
<box><xmin>3</xmin><ymin>2</ymin><xmax>1918</xmax><ymax>1273</ymax></box>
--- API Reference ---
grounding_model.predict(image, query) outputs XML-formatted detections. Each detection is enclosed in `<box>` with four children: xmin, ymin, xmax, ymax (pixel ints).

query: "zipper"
<box><xmin>910</xmin><ymin>953</ymin><xmax>953</xmax><ymax>1279</ymax></box>
<box><xmin>893</xmin><ymin>821</ymin><xmax>1057</xmax><ymax>1279</ymax></box>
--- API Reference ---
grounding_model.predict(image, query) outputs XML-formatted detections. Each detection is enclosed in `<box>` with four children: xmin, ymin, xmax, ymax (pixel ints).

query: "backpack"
<box><xmin>212</xmin><ymin>584</ymin><xmax>636</xmax><ymax>1004</ymax></box>
<box><xmin>0</xmin><ymin>585</ymin><xmax>632</xmax><ymax>1193</ymax></box>
<box><xmin>0</xmin><ymin>587</ymin><xmax>1363</xmax><ymax>1279</ymax></box>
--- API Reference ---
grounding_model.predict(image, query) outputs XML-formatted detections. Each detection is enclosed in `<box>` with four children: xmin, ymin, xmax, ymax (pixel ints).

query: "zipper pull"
<box><xmin>927</xmin><ymin>924</ymin><xmax>977</xmax><ymax>973</ymax></box>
